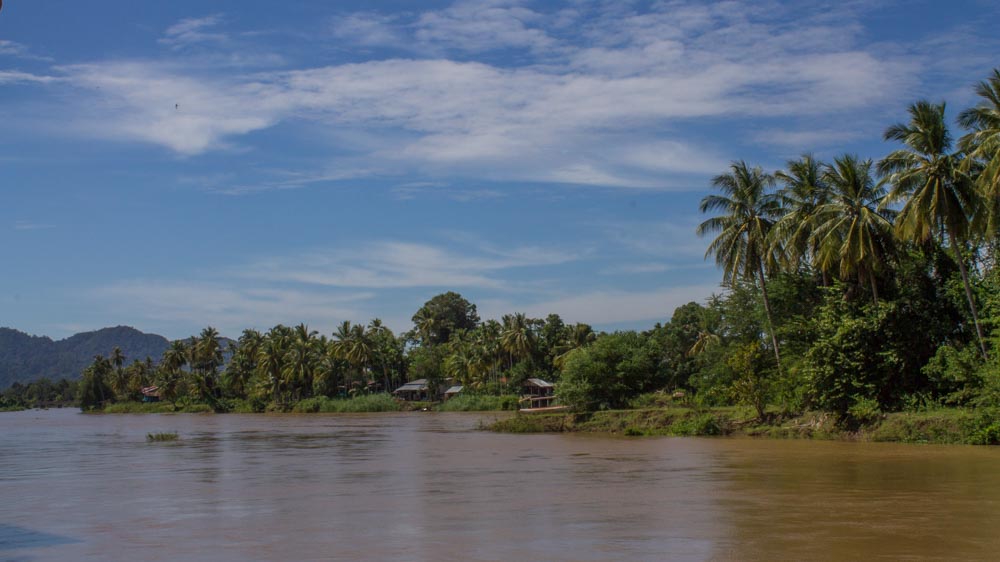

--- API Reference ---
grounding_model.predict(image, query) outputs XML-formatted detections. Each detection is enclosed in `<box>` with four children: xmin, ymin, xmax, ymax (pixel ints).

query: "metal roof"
<box><xmin>525</xmin><ymin>378</ymin><xmax>554</xmax><ymax>388</ymax></box>
<box><xmin>444</xmin><ymin>385</ymin><xmax>463</xmax><ymax>394</ymax></box>
<box><xmin>394</xmin><ymin>379</ymin><xmax>428</xmax><ymax>392</ymax></box>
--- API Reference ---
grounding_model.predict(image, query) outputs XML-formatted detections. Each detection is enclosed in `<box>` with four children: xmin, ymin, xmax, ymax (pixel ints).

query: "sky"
<box><xmin>1</xmin><ymin>0</ymin><xmax>998</xmax><ymax>340</ymax></box>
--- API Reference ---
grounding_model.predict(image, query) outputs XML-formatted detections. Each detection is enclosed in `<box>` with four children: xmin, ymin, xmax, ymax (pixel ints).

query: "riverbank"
<box><xmin>487</xmin><ymin>406</ymin><xmax>1000</xmax><ymax>445</ymax></box>
<box><xmin>86</xmin><ymin>393</ymin><xmax>521</xmax><ymax>414</ymax></box>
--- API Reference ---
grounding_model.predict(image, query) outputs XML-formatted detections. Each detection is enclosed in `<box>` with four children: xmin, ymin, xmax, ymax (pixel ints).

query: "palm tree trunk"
<box><xmin>952</xmin><ymin>242</ymin><xmax>989</xmax><ymax>360</ymax></box>
<box><xmin>869</xmin><ymin>272</ymin><xmax>879</xmax><ymax>306</ymax></box>
<box><xmin>756</xmin><ymin>263</ymin><xmax>783</xmax><ymax>375</ymax></box>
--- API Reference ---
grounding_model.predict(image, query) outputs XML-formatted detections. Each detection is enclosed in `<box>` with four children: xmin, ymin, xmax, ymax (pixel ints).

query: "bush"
<box><xmin>437</xmin><ymin>394</ymin><xmax>519</xmax><ymax>411</ymax></box>
<box><xmin>669</xmin><ymin>413</ymin><xmax>722</xmax><ymax>436</ymax></box>
<box><xmin>846</xmin><ymin>397</ymin><xmax>883</xmax><ymax>428</ymax></box>
<box><xmin>291</xmin><ymin>394</ymin><xmax>402</xmax><ymax>413</ymax></box>
<box><xmin>558</xmin><ymin>331</ymin><xmax>663</xmax><ymax>412</ymax></box>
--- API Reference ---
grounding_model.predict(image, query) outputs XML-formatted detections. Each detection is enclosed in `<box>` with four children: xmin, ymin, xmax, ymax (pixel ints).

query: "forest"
<box><xmin>7</xmin><ymin>69</ymin><xmax>997</xmax><ymax>435</ymax></box>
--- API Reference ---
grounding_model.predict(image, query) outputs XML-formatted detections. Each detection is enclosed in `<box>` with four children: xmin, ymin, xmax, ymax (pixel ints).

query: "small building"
<box><xmin>521</xmin><ymin>378</ymin><xmax>556</xmax><ymax>408</ymax></box>
<box><xmin>393</xmin><ymin>379</ymin><xmax>431</xmax><ymax>401</ymax></box>
<box><xmin>141</xmin><ymin>385</ymin><xmax>161</xmax><ymax>403</ymax></box>
<box><xmin>443</xmin><ymin>385</ymin><xmax>463</xmax><ymax>400</ymax></box>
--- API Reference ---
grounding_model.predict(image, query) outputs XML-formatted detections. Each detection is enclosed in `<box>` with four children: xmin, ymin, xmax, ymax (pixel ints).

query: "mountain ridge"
<box><xmin>0</xmin><ymin>326</ymin><xmax>176</xmax><ymax>387</ymax></box>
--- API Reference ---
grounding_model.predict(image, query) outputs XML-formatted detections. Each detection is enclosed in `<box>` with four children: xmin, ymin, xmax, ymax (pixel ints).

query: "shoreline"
<box><xmin>486</xmin><ymin>406</ymin><xmax>1000</xmax><ymax>446</ymax></box>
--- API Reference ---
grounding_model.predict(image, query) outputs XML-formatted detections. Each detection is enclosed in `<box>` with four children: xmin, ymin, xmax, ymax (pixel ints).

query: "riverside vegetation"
<box><xmin>7</xmin><ymin>69</ymin><xmax>1000</xmax><ymax>444</ymax></box>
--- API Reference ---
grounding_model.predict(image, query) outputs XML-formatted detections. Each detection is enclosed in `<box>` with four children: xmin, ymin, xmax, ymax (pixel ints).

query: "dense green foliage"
<box><xmin>4</xmin><ymin>70</ymin><xmax>998</xmax><ymax>434</ymax></box>
<box><xmin>0</xmin><ymin>377</ymin><xmax>79</xmax><ymax>410</ymax></box>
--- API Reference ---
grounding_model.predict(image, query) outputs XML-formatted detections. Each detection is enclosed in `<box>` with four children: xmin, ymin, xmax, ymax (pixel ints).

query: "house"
<box><xmin>520</xmin><ymin>378</ymin><xmax>556</xmax><ymax>408</ymax></box>
<box><xmin>141</xmin><ymin>385</ymin><xmax>161</xmax><ymax>403</ymax></box>
<box><xmin>393</xmin><ymin>379</ymin><xmax>431</xmax><ymax>401</ymax></box>
<box><xmin>443</xmin><ymin>385</ymin><xmax>463</xmax><ymax>400</ymax></box>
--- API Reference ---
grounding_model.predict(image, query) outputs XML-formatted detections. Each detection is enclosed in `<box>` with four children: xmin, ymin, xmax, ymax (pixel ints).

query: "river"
<box><xmin>2</xmin><ymin>408</ymin><xmax>999</xmax><ymax>561</ymax></box>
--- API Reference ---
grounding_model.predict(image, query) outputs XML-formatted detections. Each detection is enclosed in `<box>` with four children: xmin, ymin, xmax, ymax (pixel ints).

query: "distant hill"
<box><xmin>0</xmin><ymin>326</ymin><xmax>172</xmax><ymax>388</ymax></box>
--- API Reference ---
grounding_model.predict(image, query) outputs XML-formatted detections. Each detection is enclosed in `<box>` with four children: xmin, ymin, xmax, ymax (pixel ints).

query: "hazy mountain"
<box><xmin>0</xmin><ymin>326</ymin><xmax>172</xmax><ymax>388</ymax></box>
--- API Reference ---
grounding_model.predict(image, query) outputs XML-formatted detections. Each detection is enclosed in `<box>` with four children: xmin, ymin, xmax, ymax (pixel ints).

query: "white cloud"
<box><xmin>0</xmin><ymin>40</ymin><xmax>27</xmax><ymax>56</ymax></box>
<box><xmin>243</xmin><ymin>240</ymin><xmax>579</xmax><ymax>290</ymax></box>
<box><xmin>413</xmin><ymin>1</ymin><xmax>555</xmax><ymax>54</ymax></box>
<box><xmin>0</xmin><ymin>70</ymin><xmax>59</xmax><ymax>84</ymax></box>
<box><xmin>330</xmin><ymin>13</ymin><xmax>407</xmax><ymax>48</ymax></box>
<box><xmin>24</xmin><ymin>1</ymin><xmax>920</xmax><ymax>187</ymax></box>
<box><xmin>160</xmin><ymin>15</ymin><xmax>227</xmax><ymax>50</ymax></box>
<box><xmin>753</xmin><ymin>128</ymin><xmax>863</xmax><ymax>149</ymax></box>
<box><xmin>93</xmin><ymin>281</ymin><xmax>375</xmax><ymax>339</ymax></box>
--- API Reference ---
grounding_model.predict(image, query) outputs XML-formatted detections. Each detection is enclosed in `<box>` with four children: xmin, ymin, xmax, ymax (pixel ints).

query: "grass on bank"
<box><xmin>292</xmin><ymin>394</ymin><xmax>405</xmax><ymax>413</ymax></box>
<box><xmin>436</xmin><ymin>394</ymin><xmax>519</xmax><ymax>412</ymax></box>
<box><xmin>488</xmin><ymin>405</ymin><xmax>1000</xmax><ymax>445</ymax></box>
<box><xmin>101</xmin><ymin>401</ymin><xmax>214</xmax><ymax>414</ymax></box>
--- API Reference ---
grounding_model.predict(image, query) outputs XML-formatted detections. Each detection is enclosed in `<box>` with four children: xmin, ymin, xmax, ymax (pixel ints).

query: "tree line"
<box><xmin>72</xmin><ymin>68</ymin><xmax>1000</xmax><ymax>424</ymax></box>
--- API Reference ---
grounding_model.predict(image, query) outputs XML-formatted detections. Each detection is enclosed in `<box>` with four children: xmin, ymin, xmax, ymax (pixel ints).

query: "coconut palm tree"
<box><xmin>773</xmin><ymin>154</ymin><xmax>831</xmax><ymax>280</ymax></box>
<box><xmin>959</xmin><ymin>68</ymin><xmax>1000</xmax><ymax>236</ymax></box>
<box><xmin>500</xmin><ymin>313</ymin><xmax>534</xmax><ymax>369</ymax></box>
<box><xmin>879</xmin><ymin>100</ymin><xmax>988</xmax><ymax>358</ymax></box>
<box><xmin>698</xmin><ymin>161</ymin><xmax>784</xmax><ymax>372</ymax></box>
<box><xmin>812</xmin><ymin>155</ymin><xmax>896</xmax><ymax>304</ymax></box>
<box><xmin>109</xmin><ymin>347</ymin><xmax>128</xmax><ymax>400</ymax></box>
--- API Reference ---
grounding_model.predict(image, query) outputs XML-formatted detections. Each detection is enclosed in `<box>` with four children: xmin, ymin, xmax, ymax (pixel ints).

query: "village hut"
<box><xmin>393</xmin><ymin>379</ymin><xmax>430</xmax><ymax>401</ymax></box>
<box><xmin>520</xmin><ymin>378</ymin><xmax>556</xmax><ymax>408</ymax></box>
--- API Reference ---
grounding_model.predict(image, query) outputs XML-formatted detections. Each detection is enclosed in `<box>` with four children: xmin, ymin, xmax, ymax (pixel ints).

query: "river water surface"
<box><xmin>2</xmin><ymin>409</ymin><xmax>999</xmax><ymax>561</ymax></box>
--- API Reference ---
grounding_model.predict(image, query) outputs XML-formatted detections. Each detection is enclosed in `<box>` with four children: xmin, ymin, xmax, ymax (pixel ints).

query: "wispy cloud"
<box><xmin>159</xmin><ymin>14</ymin><xmax>227</xmax><ymax>50</ymax></box>
<box><xmin>0</xmin><ymin>70</ymin><xmax>59</xmax><ymax>85</ymax></box>
<box><xmin>6</xmin><ymin>1</ymin><xmax>955</xmax><ymax>189</ymax></box>
<box><xmin>243</xmin><ymin>240</ymin><xmax>579</xmax><ymax>290</ymax></box>
<box><xmin>92</xmin><ymin>281</ymin><xmax>375</xmax><ymax>339</ymax></box>
<box><xmin>0</xmin><ymin>39</ymin><xmax>52</xmax><ymax>61</ymax></box>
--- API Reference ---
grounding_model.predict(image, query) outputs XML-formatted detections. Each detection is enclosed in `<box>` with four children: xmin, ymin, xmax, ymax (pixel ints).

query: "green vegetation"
<box><xmin>437</xmin><ymin>394</ymin><xmax>519</xmax><ymax>412</ymax></box>
<box><xmin>4</xmin><ymin>70</ymin><xmax>999</xmax><ymax>446</ymax></box>
<box><xmin>291</xmin><ymin>394</ymin><xmax>403</xmax><ymax>413</ymax></box>
<box><xmin>1</xmin><ymin>377</ymin><xmax>79</xmax><ymax>410</ymax></box>
<box><xmin>146</xmin><ymin>432</ymin><xmax>179</xmax><ymax>442</ymax></box>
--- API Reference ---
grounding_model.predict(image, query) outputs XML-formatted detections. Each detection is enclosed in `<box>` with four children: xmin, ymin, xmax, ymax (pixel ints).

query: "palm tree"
<box><xmin>500</xmin><ymin>313</ymin><xmax>534</xmax><ymax>369</ymax></box>
<box><xmin>773</xmin><ymin>154</ymin><xmax>830</xmax><ymax>281</ymax></box>
<box><xmin>553</xmin><ymin>323</ymin><xmax>596</xmax><ymax>369</ymax></box>
<box><xmin>163</xmin><ymin>340</ymin><xmax>188</xmax><ymax>373</ymax></box>
<box><xmin>812</xmin><ymin>155</ymin><xmax>896</xmax><ymax>304</ymax></box>
<box><xmin>257</xmin><ymin>334</ymin><xmax>287</xmax><ymax>402</ymax></box>
<box><xmin>698</xmin><ymin>161</ymin><xmax>784</xmax><ymax>372</ymax></box>
<box><xmin>879</xmin><ymin>100</ymin><xmax>988</xmax><ymax>358</ymax></box>
<box><xmin>959</xmin><ymin>68</ymin><xmax>1000</xmax><ymax>236</ymax></box>
<box><xmin>109</xmin><ymin>347</ymin><xmax>128</xmax><ymax>400</ymax></box>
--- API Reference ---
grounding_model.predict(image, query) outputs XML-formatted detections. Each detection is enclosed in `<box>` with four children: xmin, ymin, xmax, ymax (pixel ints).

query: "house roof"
<box><xmin>394</xmin><ymin>379</ymin><xmax>428</xmax><ymax>393</ymax></box>
<box><xmin>444</xmin><ymin>385</ymin><xmax>463</xmax><ymax>394</ymax></box>
<box><xmin>525</xmin><ymin>378</ymin><xmax>554</xmax><ymax>388</ymax></box>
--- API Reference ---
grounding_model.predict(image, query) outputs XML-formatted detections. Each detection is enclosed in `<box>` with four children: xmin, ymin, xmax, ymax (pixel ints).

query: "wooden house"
<box><xmin>520</xmin><ymin>378</ymin><xmax>556</xmax><ymax>408</ymax></box>
<box><xmin>393</xmin><ymin>379</ymin><xmax>431</xmax><ymax>401</ymax></box>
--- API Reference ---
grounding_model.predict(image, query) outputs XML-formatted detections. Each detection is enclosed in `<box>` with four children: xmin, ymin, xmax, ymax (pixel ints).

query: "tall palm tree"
<box><xmin>698</xmin><ymin>161</ymin><xmax>784</xmax><ymax>372</ymax></box>
<box><xmin>500</xmin><ymin>313</ymin><xmax>534</xmax><ymax>369</ymax></box>
<box><xmin>257</xmin><ymin>334</ymin><xmax>288</xmax><ymax>402</ymax></box>
<box><xmin>959</xmin><ymin>68</ymin><xmax>1000</xmax><ymax>236</ymax></box>
<box><xmin>812</xmin><ymin>155</ymin><xmax>896</xmax><ymax>304</ymax></box>
<box><xmin>109</xmin><ymin>347</ymin><xmax>128</xmax><ymax>400</ymax></box>
<box><xmin>879</xmin><ymin>100</ymin><xmax>988</xmax><ymax>358</ymax></box>
<box><xmin>163</xmin><ymin>340</ymin><xmax>188</xmax><ymax>373</ymax></box>
<box><xmin>773</xmin><ymin>154</ymin><xmax>830</xmax><ymax>281</ymax></box>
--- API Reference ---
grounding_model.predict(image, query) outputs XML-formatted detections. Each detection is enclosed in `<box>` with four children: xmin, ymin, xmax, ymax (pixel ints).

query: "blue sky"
<box><xmin>1</xmin><ymin>0</ymin><xmax>998</xmax><ymax>340</ymax></box>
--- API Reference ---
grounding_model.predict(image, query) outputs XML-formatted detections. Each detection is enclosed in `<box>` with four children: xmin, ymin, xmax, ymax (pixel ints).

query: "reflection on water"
<box><xmin>1</xmin><ymin>409</ymin><xmax>999</xmax><ymax>561</ymax></box>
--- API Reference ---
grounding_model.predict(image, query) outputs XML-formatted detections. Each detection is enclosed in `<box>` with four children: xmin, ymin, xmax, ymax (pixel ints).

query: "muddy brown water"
<box><xmin>2</xmin><ymin>408</ymin><xmax>999</xmax><ymax>561</ymax></box>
